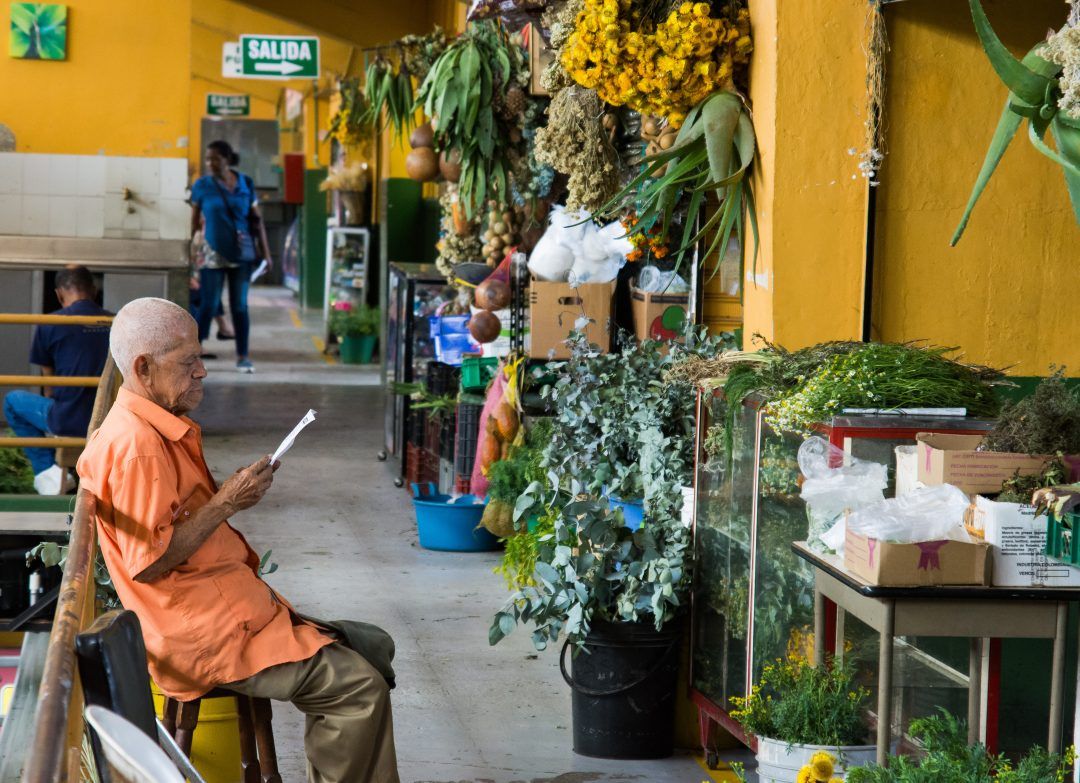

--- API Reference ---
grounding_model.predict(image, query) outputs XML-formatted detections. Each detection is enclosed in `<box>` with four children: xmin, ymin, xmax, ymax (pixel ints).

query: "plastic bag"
<box><xmin>798</xmin><ymin>437</ymin><xmax>887</xmax><ymax>553</ymax></box>
<box><xmin>637</xmin><ymin>265</ymin><xmax>690</xmax><ymax>293</ymax></box>
<box><xmin>846</xmin><ymin>484</ymin><xmax>973</xmax><ymax>544</ymax></box>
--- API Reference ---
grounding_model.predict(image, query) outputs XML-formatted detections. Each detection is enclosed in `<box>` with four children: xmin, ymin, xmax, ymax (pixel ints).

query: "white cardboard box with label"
<box><xmin>973</xmin><ymin>495</ymin><xmax>1080</xmax><ymax>587</ymax></box>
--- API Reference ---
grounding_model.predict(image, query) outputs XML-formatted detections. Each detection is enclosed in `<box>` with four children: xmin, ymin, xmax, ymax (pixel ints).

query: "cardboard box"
<box><xmin>916</xmin><ymin>433</ymin><xmax>1062</xmax><ymax>496</ymax></box>
<box><xmin>528</xmin><ymin>279</ymin><xmax>615</xmax><ymax>360</ymax></box>
<box><xmin>973</xmin><ymin>496</ymin><xmax>1080</xmax><ymax>587</ymax></box>
<box><xmin>631</xmin><ymin>286</ymin><xmax>689</xmax><ymax>343</ymax></box>
<box><xmin>844</xmin><ymin>529</ymin><xmax>991</xmax><ymax>586</ymax></box>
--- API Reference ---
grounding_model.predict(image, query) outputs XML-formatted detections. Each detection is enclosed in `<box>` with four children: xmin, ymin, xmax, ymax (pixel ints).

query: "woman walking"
<box><xmin>190</xmin><ymin>140</ymin><xmax>271</xmax><ymax>372</ymax></box>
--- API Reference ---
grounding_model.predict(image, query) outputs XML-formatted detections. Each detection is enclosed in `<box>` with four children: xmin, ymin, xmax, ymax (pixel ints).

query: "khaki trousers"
<box><xmin>225</xmin><ymin>642</ymin><xmax>400</xmax><ymax>783</ymax></box>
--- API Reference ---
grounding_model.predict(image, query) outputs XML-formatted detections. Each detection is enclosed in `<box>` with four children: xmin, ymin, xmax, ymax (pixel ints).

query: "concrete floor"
<box><xmin>193</xmin><ymin>288</ymin><xmax>744</xmax><ymax>783</ymax></box>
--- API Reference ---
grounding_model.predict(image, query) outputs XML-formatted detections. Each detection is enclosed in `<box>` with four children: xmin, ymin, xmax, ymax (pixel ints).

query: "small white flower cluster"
<box><xmin>1045</xmin><ymin>13</ymin><xmax>1080</xmax><ymax>120</ymax></box>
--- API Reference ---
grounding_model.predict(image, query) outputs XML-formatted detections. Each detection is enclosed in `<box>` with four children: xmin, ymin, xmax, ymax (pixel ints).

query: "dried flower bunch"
<box><xmin>534</xmin><ymin>84</ymin><xmax>622</xmax><ymax>212</ymax></box>
<box><xmin>318</xmin><ymin>162</ymin><xmax>370</xmax><ymax>193</ymax></box>
<box><xmin>1045</xmin><ymin>1</ymin><xmax>1080</xmax><ymax>120</ymax></box>
<box><xmin>399</xmin><ymin>27</ymin><xmax>448</xmax><ymax>83</ymax></box>
<box><xmin>561</xmin><ymin>0</ymin><xmax>751</xmax><ymax>127</ymax></box>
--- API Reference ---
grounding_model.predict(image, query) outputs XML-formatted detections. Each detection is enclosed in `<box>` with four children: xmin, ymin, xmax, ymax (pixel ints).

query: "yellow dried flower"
<box><xmin>809</xmin><ymin>752</ymin><xmax>835</xmax><ymax>782</ymax></box>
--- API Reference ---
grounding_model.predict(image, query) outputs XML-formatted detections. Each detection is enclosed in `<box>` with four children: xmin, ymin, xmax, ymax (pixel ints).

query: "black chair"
<box><xmin>76</xmin><ymin>610</ymin><xmax>205</xmax><ymax>783</ymax></box>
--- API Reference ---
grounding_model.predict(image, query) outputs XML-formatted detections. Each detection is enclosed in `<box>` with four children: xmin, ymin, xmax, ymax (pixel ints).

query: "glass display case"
<box><xmin>324</xmin><ymin>227</ymin><xmax>372</xmax><ymax>324</ymax></box>
<box><xmin>691</xmin><ymin>390</ymin><xmax>994</xmax><ymax>756</ymax></box>
<box><xmin>383</xmin><ymin>263</ymin><xmax>450</xmax><ymax>476</ymax></box>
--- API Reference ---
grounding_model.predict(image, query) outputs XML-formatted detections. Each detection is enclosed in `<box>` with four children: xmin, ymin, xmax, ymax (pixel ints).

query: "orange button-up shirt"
<box><xmin>77</xmin><ymin>387</ymin><xmax>331</xmax><ymax>700</ymax></box>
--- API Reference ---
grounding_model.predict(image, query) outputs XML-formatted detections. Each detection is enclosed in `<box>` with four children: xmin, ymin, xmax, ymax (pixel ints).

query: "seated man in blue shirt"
<box><xmin>3</xmin><ymin>266</ymin><xmax>111</xmax><ymax>494</ymax></box>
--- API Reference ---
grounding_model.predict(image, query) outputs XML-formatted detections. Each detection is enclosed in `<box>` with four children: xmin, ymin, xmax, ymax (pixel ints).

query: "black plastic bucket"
<box><xmin>562</xmin><ymin>619</ymin><xmax>681</xmax><ymax>760</ymax></box>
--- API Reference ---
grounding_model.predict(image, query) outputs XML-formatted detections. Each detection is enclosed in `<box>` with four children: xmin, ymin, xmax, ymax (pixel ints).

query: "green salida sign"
<box><xmin>239</xmin><ymin>34</ymin><xmax>320</xmax><ymax>79</ymax></box>
<box><xmin>207</xmin><ymin>94</ymin><xmax>250</xmax><ymax>117</ymax></box>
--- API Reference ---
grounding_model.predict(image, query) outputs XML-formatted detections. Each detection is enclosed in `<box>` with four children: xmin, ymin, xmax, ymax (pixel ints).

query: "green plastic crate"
<box><xmin>461</xmin><ymin>356</ymin><xmax>499</xmax><ymax>393</ymax></box>
<box><xmin>1045</xmin><ymin>511</ymin><xmax>1080</xmax><ymax>567</ymax></box>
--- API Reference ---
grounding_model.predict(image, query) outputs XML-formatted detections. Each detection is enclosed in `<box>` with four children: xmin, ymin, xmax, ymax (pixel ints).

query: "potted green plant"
<box><xmin>729</xmin><ymin>655</ymin><xmax>875</xmax><ymax>783</ymax></box>
<box><xmin>845</xmin><ymin>709</ymin><xmax>1073</xmax><ymax>783</ymax></box>
<box><xmin>489</xmin><ymin>328</ymin><xmax>734</xmax><ymax>760</ymax></box>
<box><xmin>328</xmin><ymin>305</ymin><xmax>379</xmax><ymax>364</ymax></box>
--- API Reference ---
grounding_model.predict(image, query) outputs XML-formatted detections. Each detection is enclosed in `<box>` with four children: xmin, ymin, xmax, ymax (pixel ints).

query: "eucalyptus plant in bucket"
<box><xmin>328</xmin><ymin>304</ymin><xmax>379</xmax><ymax>364</ymax></box>
<box><xmin>488</xmin><ymin>328</ymin><xmax>734</xmax><ymax>759</ymax></box>
<box><xmin>729</xmin><ymin>654</ymin><xmax>875</xmax><ymax>783</ymax></box>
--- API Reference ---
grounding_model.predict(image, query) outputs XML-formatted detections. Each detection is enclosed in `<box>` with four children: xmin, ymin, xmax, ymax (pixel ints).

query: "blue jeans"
<box><xmin>196</xmin><ymin>264</ymin><xmax>250</xmax><ymax>357</ymax></box>
<box><xmin>3</xmin><ymin>391</ymin><xmax>55</xmax><ymax>474</ymax></box>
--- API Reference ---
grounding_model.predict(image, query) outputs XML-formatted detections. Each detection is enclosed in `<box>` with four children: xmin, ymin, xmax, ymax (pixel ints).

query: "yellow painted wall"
<box><xmin>733</xmin><ymin>0</ymin><xmax>1078</xmax><ymax>373</ymax></box>
<box><xmin>0</xmin><ymin>0</ymin><xmax>192</xmax><ymax>156</ymax></box>
<box><xmin>870</xmin><ymin>0</ymin><xmax>1079</xmax><ymax>374</ymax></box>
<box><xmin>737</xmin><ymin>0</ymin><xmax>868</xmax><ymax>348</ymax></box>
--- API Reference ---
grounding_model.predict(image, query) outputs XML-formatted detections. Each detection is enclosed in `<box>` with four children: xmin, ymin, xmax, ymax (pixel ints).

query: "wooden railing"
<box><xmin>0</xmin><ymin>312</ymin><xmax>115</xmax><ymax>454</ymax></box>
<box><xmin>20</xmin><ymin>355</ymin><xmax>120</xmax><ymax>783</ymax></box>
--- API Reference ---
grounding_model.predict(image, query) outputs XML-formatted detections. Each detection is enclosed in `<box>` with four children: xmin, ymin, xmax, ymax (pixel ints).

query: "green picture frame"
<box><xmin>10</xmin><ymin>3</ymin><xmax>67</xmax><ymax>60</ymax></box>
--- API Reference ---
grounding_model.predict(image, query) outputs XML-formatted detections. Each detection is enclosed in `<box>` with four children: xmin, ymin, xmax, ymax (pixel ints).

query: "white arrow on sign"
<box><xmin>254</xmin><ymin>61</ymin><xmax>303</xmax><ymax>75</ymax></box>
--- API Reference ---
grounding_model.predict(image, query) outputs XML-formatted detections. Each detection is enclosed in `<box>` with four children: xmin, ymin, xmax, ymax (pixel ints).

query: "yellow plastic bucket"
<box><xmin>151</xmin><ymin>682</ymin><xmax>241</xmax><ymax>783</ymax></box>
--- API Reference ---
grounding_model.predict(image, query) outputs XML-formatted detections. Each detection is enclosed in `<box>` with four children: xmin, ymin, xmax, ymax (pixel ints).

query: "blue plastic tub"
<box><xmin>609</xmin><ymin>496</ymin><xmax>644</xmax><ymax>532</ymax></box>
<box><xmin>411</xmin><ymin>483</ymin><xmax>500</xmax><ymax>552</ymax></box>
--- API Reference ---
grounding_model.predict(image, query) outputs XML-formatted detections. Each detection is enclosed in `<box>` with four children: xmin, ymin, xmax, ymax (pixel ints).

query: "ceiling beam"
<box><xmin>225</xmin><ymin>0</ymin><xmax>437</xmax><ymax>47</ymax></box>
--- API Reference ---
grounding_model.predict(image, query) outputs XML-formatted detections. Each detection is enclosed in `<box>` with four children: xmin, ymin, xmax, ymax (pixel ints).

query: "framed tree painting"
<box><xmin>10</xmin><ymin>3</ymin><xmax>67</xmax><ymax>60</ymax></box>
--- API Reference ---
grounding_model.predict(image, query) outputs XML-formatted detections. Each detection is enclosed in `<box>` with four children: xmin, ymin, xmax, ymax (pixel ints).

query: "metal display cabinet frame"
<box><xmin>690</xmin><ymin>388</ymin><xmax>995</xmax><ymax>765</ymax></box>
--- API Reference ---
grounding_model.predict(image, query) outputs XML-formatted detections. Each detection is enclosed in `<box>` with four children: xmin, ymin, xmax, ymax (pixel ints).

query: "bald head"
<box><xmin>111</xmin><ymin>298</ymin><xmax>196</xmax><ymax>380</ymax></box>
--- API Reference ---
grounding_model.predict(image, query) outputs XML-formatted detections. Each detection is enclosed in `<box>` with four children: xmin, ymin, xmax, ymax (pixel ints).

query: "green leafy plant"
<box><xmin>729</xmin><ymin>655</ymin><xmax>870</xmax><ymax>746</ymax></box>
<box><xmin>415</xmin><ymin>20</ymin><xmax>531</xmax><ymax>217</ymax></box>
<box><xmin>983</xmin><ymin>370</ymin><xmax>1080</xmax><ymax>456</ymax></box>
<box><xmin>846</xmin><ymin>709</ymin><xmax>1074</xmax><ymax>783</ymax></box>
<box><xmin>998</xmin><ymin>458</ymin><xmax>1069</xmax><ymax>504</ymax></box>
<box><xmin>361</xmin><ymin>57</ymin><xmax>416</xmax><ymax>139</ymax></box>
<box><xmin>489</xmin><ymin>494</ymin><xmax>690</xmax><ymax>650</ymax></box>
<box><xmin>952</xmin><ymin>0</ymin><xmax>1080</xmax><ymax>243</ymax></box>
<box><xmin>765</xmin><ymin>343</ymin><xmax>1004</xmax><ymax>435</ymax></box>
<box><xmin>540</xmin><ymin>327</ymin><xmax>732</xmax><ymax>523</ymax></box>
<box><xmin>0</xmin><ymin>441</ymin><xmax>35</xmax><ymax>494</ymax></box>
<box><xmin>10</xmin><ymin>3</ymin><xmax>67</xmax><ymax>60</ymax></box>
<box><xmin>328</xmin><ymin>305</ymin><xmax>379</xmax><ymax>338</ymax></box>
<box><xmin>600</xmin><ymin>90</ymin><xmax>758</xmax><ymax>275</ymax></box>
<box><xmin>28</xmin><ymin>541</ymin><xmax>120</xmax><ymax>611</ymax></box>
<box><xmin>489</xmin><ymin>329</ymin><xmax>731</xmax><ymax>651</ymax></box>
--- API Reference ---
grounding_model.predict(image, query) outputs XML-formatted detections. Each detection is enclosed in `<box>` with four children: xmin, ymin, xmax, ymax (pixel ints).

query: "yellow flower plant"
<box><xmin>561</xmin><ymin>0</ymin><xmax>751</xmax><ymax>127</ymax></box>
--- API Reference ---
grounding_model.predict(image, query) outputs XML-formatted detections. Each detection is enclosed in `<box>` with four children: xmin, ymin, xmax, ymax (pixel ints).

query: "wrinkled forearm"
<box><xmin>134</xmin><ymin>494</ymin><xmax>235</xmax><ymax>583</ymax></box>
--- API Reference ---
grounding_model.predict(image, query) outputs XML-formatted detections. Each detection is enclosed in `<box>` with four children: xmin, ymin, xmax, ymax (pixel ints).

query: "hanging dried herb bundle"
<box><xmin>399</xmin><ymin>27</ymin><xmax>448</xmax><ymax>83</ymax></box>
<box><xmin>982</xmin><ymin>369</ymin><xmax>1080</xmax><ymax>456</ymax></box>
<box><xmin>534</xmin><ymin>85</ymin><xmax>622</xmax><ymax>212</ymax></box>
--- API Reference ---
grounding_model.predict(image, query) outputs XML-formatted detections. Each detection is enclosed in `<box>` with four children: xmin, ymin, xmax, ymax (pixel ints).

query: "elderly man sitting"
<box><xmin>77</xmin><ymin>298</ymin><xmax>399</xmax><ymax>783</ymax></box>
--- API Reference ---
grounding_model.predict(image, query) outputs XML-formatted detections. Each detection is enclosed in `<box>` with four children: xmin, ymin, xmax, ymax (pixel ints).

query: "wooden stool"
<box><xmin>161</xmin><ymin>690</ymin><xmax>281</xmax><ymax>783</ymax></box>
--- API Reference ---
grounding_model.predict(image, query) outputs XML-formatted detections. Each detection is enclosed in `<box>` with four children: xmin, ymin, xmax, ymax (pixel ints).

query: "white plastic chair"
<box><xmin>84</xmin><ymin>705</ymin><xmax>185</xmax><ymax>783</ymax></box>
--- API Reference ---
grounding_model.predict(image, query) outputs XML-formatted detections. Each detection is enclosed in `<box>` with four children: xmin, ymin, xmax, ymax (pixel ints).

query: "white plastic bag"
<box><xmin>798</xmin><ymin>437</ymin><xmax>887</xmax><ymax>553</ymax></box>
<box><xmin>846</xmin><ymin>484</ymin><xmax>973</xmax><ymax>544</ymax></box>
<box><xmin>637</xmin><ymin>265</ymin><xmax>690</xmax><ymax>293</ymax></box>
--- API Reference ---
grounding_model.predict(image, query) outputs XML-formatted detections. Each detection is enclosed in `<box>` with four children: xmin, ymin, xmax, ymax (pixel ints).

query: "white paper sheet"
<box><xmin>251</xmin><ymin>259</ymin><xmax>270</xmax><ymax>283</ymax></box>
<box><xmin>271</xmin><ymin>409</ymin><xmax>317</xmax><ymax>463</ymax></box>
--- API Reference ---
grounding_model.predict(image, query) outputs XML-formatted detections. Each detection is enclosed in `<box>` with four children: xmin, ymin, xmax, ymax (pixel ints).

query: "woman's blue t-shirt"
<box><xmin>190</xmin><ymin>172</ymin><xmax>257</xmax><ymax>263</ymax></box>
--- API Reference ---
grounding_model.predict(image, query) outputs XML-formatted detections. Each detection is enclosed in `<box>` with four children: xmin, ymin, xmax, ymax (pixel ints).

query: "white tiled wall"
<box><xmin>0</xmin><ymin>153</ymin><xmax>190</xmax><ymax>240</ymax></box>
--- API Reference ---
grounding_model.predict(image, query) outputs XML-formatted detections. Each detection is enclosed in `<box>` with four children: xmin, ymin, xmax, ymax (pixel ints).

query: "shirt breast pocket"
<box><xmin>212</xmin><ymin>570</ymin><xmax>278</xmax><ymax>637</ymax></box>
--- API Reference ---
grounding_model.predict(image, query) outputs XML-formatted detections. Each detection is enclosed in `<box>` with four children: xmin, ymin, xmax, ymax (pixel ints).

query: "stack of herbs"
<box><xmin>690</xmin><ymin>341</ymin><xmax>1007</xmax><ymax>461</ymax></box>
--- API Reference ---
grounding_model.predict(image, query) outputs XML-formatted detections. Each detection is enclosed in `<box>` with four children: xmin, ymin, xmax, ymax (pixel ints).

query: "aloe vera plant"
<box><xmin>599</xmin><ymin>91</ymin><xmax>758</xmax><ymax>278</ymax></box>
<box><xmin>952</xmin><ymin>0</ymin><xmax>1080</xmax><ymax>244</ymax></box>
